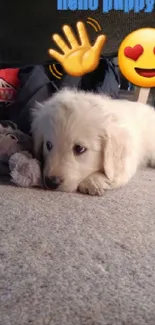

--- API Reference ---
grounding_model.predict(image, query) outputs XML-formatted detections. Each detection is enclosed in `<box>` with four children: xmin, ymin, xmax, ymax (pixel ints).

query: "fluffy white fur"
<box><xmin>31</xmin><ymin>88</ymin><xmax>155</xmax><ymax>196</ymax></box>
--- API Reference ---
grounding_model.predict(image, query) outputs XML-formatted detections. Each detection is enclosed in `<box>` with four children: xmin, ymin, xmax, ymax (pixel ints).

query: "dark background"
<box><xmin>1</xmin><ymin>0</ymin><xmax>155</xmax><ymax>66</ymax></box>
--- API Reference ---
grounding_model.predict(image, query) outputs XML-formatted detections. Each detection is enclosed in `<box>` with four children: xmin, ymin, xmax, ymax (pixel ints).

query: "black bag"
<box><xmin>7</xmin><ymin>58</ymin><xmax>119</xmax><ymax>134</ymax></box>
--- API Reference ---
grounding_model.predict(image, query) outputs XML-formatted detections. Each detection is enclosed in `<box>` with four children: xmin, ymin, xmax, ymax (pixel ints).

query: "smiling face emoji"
<box><xmin>118</xmin><ymin>28</ymin><xmax>155</xmax><ymax>88</ymax></box>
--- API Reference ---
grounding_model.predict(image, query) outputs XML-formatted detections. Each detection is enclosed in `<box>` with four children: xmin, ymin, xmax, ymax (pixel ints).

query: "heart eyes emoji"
<box><xmin>118</xmin><ymin>28</ymin><xmax>155</xmax><ymax>87</ymax></box>
<box><xmin>124</xmin><ymin>45</ymin><xmax>144</xmax><ymax>61</ymax></box>
<box><xmin>124</xmin><ymin>44</ymin><xmax>155</xmax><ymax>61</ymax></box>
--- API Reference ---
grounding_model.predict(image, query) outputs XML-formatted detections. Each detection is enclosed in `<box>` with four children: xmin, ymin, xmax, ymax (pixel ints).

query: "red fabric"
<box><xmin>0</xmin><ymin>68</ymin><xmax>20</xmax><ymax>104</ymax></box>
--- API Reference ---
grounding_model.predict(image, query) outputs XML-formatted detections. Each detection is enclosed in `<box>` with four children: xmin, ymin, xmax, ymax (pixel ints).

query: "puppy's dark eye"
<box><xmin>73</xmin><ymin>144</ymin><xmax>87</xmax><ymax>155</ymax></box>
<box><xmin>46</xmin><ymin>141</ymin><xmax>53</xmax><ymax>151</ymax></box>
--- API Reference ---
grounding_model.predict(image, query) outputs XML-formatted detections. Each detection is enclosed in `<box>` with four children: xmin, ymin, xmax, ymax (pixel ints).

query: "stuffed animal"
<box><xmin>0</xmin><ymin>121</ymin><xmax>43</xmax><ymax>188</ymax></box>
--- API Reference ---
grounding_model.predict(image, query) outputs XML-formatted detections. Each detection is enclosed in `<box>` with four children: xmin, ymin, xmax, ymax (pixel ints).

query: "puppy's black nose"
<box><xmin>45</xmin><ymin>176</ymin><xmax>63</xmax><ymax>190</ymax></box>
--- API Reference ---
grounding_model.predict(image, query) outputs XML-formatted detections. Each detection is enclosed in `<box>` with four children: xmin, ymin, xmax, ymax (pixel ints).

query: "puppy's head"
<box><xmin>31</xmin><ymin>88</ymin><xmax>129</xmax><ymax>192</ymax></box>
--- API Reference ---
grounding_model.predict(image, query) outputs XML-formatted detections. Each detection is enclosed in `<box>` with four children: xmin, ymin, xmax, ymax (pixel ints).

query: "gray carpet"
<box><xmin>0</xmin><ymin>168</ymin><xmax>155</xmax><ymax>325</ymax></box>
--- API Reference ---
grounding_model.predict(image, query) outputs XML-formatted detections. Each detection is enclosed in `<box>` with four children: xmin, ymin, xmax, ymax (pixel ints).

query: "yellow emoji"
<box><xmin>48</xmin><ymin>21</ymin><xmax>106</xmax><ymax>77</ymax></box>
<box><xmin>118</xmin><ymin>28</ymin><xmax>155</xmax><ymax>88</ymax></box>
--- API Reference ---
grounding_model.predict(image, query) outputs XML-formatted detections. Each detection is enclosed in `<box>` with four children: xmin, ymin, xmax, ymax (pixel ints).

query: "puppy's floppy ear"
<box><xmin>31</xmin><ymin>101</ymin><xmax>44</xmax><ymax>160</ymax></box>
<box><xmin>101</xmin><ymin>125</ymin><xmax>131</xmax><ymax>181</ymax></box>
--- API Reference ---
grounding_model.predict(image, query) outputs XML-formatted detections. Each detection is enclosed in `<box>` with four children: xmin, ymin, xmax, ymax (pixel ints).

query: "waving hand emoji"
<box><xmin>48</xmin><ymin>21</ymin><xmax>106</xmax><ymax>77</ymax></box>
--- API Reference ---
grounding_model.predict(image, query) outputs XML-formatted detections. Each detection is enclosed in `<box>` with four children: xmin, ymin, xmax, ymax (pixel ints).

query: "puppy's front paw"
<box><xmin>78</xmin><ymin>173</ymin><xmax>112</xmax><ymax>196</ymax></box>
<box><xmin>78</xmin><ymin>177</ymin><xmax>105</xmax><ymax>196</ymax></box>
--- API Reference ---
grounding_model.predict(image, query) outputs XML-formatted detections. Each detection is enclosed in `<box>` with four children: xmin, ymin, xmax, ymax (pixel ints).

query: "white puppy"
<box><xmin>31</xmin><ymin>88</ymin><xmax>155</xmax><ymax>195</ymax></box>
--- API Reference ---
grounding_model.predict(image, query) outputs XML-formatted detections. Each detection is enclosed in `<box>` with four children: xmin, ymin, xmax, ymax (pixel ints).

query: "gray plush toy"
<box><xmin>0</xmin><ymin>121</ymin><xmax>42</xmax><ymax>188</ymax></box>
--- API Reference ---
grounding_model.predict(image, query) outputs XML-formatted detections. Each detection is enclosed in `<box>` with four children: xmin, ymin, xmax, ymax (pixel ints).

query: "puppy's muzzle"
<box><xmin>44</xmin><ymin>176</ymin><xmax>63</xmax><ymax>190</ymax></box>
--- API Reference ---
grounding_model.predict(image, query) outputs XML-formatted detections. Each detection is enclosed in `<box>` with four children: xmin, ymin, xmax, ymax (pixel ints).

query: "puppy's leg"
<box><xmin>78</xmin><ymin>168</ymin><xmax>136</xmax><ymax>196</ymax></box>
<box><xmin>78</xmin><ymin>172</ymin><xmax>111</xmax><ymax>196</ymax></box>
<box><xmin>78</xmin><ymin>126</ymin><xmax>139</xmax><ymax>196</ymax></box>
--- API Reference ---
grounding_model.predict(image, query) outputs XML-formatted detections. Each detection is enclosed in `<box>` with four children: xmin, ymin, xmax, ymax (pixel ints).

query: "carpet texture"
<box><xmin>0</xmin><ymin>169</ymin><xmax>155</xmax><ymax>325</ymax></box>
